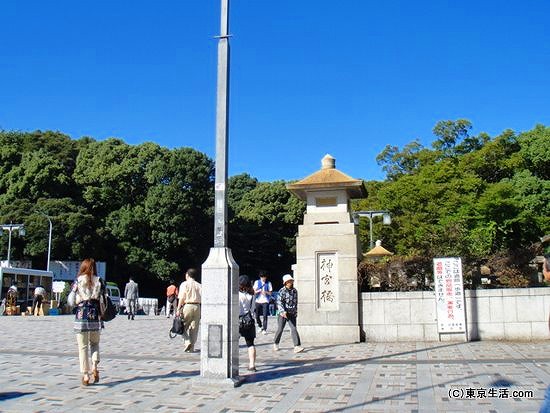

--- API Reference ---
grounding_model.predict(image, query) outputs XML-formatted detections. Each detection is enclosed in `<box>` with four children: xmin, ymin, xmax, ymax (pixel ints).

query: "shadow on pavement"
<box><xmin>244</xmin><ymin>342</ymin><xmax>475</xmax><ymax>384</ymax></box>
<box><xmin>323</xmin><ymin>374</ymin><xmax>481</xmax><ymax>413</ymax></box>
<box><xmin>101</xmin><ymin>369</ymin><xmax>199</xmax><ymax>387</ymax></box>
<box><xmin>0</xmin><ymin>392</ymin><xmax>35</xmax><ymax>401</ymax></box>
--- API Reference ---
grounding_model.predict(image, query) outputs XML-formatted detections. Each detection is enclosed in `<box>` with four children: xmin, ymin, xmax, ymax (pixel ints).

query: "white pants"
<box><xmin>76</xmin><ymin>331</ymin><xmax>100</xmax><ymax>373</ymax></box>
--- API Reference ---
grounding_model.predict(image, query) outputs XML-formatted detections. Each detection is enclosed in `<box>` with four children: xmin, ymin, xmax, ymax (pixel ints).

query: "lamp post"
<box><xmin>353</xmin><ymin>210</ymin><xmax>391</xmax><ymax>250</ymax></box>
<box><xmin>36</xmin><ymin>212</ymin><xmax>53</xmax><ymax>271</ymax></box>
<box><xmin>1</xmin><ymin>224</ymin><xmax>26</xmax><ymax>267</ymax></box>
<box><xmin>199</xmin><ymin>0</ymin><xmax>241</xmax><ymax>385</ymax></box>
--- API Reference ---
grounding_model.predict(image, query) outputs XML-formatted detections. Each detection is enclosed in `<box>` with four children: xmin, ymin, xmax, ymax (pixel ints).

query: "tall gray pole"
<box><xmin>214</xmin><ymin>0</ymin><xmax>230</xmax><ymax>248</ymax></box>
<box><xmin>369</xmin><ymin>214</ymin><xmax>374</xmax><ymax>250</ymax></box>
<box><xmin>200</xmin><ymin>0</ymin><xmax>240</xmax><ymax>386</ymax></box>
<box><xmin>46</xmin><ymin>217</ymin><xmax>52</xmax><ymax>272</ymax></box>
<box><xmin>7</xmin><ymin>227</ymin><xmax>12</xmax><ymax>267</ymax></box>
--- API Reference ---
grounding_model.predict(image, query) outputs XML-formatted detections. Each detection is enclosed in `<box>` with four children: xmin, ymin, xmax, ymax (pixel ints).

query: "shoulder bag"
<box><xmin>169</xmin><ymin>315</ymin><xmax>185</xmax><ymax>338</ymax></box>
<box><xmin>99</xmin><ymin>279</ymin><xmax>117</xmax><ymax>322</ymax></box>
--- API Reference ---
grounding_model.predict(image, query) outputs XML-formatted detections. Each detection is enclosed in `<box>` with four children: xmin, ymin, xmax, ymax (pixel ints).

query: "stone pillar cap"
<box><xmin>321</xmin><ymin>154</ymin><xmax>336</xmax><ymax>170</ymax></box>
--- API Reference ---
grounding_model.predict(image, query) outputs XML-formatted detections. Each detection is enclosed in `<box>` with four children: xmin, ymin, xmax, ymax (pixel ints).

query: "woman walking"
<box><xmin>238</xmin><ymin>275</ymin><xmax>257</xmax><ymax>372</ymax></box>
<box><xmin>68</xmin><ymin>258</ymin><xmax>103</xmax><ymax>386</ymax></box>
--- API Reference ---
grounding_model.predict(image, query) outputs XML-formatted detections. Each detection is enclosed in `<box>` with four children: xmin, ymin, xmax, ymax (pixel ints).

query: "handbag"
<box><xmin>239</xmin><ymin>311</ymin><xmax>255</xmax><ymax>330</ymax></box>
<box><xmin>98</xmin><ymin>279</ymin><xmax>116</xmax><ymax>322</ymax></box>
<box><xmin>100</xmin><ymin>293</ymin><xmax>117</xmax><ymax>322</ymax></box>
<box><xmin>169</xmin><ymin>315</ymin><xmax>185</xmax><ymax>338</ymax></box>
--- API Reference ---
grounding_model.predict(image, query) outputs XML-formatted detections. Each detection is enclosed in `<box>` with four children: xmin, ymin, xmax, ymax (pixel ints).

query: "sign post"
<box><xmin>52</xmin><ymin>281</ymin><xmax>66</xmax><ymax>305</ymax></box>
<box><xmin>433</xmin><ymin>257</ymin><xmax>468</xmax><ymax>341</ymax></box>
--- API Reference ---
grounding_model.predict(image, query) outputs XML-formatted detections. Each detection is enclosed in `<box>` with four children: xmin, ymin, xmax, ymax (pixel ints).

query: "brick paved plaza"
<box><xmin>0</xmin><ymin>315</ymin><xmax>548</xmax><ymax>412</ymax></box>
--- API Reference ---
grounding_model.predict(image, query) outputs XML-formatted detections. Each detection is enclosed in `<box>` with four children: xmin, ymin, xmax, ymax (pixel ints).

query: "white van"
<box><xmin>106</xmin><ymin>282</ymin><xmax>121</xmax><ymax>311</ymax></box>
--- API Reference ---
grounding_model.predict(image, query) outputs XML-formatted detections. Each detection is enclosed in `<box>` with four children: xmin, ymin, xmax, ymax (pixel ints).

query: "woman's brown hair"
<box><xmin>79</xmin><ymin>258</ymin><xmax>97</xmax><ymax>287</ymax></box>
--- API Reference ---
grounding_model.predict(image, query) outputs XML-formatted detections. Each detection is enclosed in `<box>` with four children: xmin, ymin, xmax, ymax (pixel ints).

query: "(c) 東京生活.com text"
<box><xmin>448</xmin><ymin>386</ymin><xmax>534</xmax><ymax>400</ymax></box>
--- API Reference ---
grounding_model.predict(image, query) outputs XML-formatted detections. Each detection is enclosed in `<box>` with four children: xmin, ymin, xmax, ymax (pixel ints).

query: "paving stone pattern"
<box><xmin>0</xmin><ymin>315</ymin><xmax>548</xmax><ymax>412</ymax></box>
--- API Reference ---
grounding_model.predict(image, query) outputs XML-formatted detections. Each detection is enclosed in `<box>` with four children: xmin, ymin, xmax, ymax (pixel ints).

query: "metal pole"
<box><xmin>213</xmin><ymin>0</ymin><xmax>230</xmax><ymax>248</ymax></box>
<box><xmin>7</xmin><ymin>227</ymin><xmax>12</xmax><ymax>267</ymax></box>
<box><xmin>36</xmin><ymin>212</ymin><xmax>53</xmax><ymax>271</ymax></box>
<box><xmin>368</xmin><ymin>213</ymin><xmax>374</xmax><ymax>250</ymax></box>
<box><xmin>46</xmin><ymin>217</ymin><xmax>52</xmax><ymax>272</ymax></box>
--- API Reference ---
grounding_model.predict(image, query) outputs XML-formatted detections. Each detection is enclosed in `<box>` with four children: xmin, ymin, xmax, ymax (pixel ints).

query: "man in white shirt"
<box><xmin>253</xmin><ymin>271</ymin><xmax>272</xmax><ymax>335</ymax></box>
<box><xmin>177</xmin><ymin>268</ymin><xmax>202</xmax><ymax>352</ymax></box>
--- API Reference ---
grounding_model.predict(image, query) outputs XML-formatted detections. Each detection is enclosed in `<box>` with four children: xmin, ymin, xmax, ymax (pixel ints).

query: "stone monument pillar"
<box><xmin>287</xmin><ymin>154</ymin><xmax>367</xmax><ymax>344</ymax></box>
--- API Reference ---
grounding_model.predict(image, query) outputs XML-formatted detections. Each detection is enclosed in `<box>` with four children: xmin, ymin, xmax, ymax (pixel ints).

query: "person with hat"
<box><xmin>238</xmin><ymin>275</ymin><xmax>257</xmax><ymax>371</ymax></box>
<box><xmin>273</xmin><ymin>274</ymin><xmax>304</xmax><ymax>353</ymax></box>
<box><xmin>253</xmin><ymin>270</ymin><xmax>272</xmax><ymax>334</ymax></box>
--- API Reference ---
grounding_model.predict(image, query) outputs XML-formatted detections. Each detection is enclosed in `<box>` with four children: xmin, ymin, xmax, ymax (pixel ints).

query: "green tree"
<box><xmin>432</xmin><ymin>119</ymin><xmax>472</xmax><ymax>154</ymax></box>
<box><xmin>518</xmin><ymin>124</ymin><xmax>550</xmax><ymax>179</ymax></box>
<box><xmin>230</xmin><ymin>180</ymin><xmax>305</xmax><ymax>279</ymax></box>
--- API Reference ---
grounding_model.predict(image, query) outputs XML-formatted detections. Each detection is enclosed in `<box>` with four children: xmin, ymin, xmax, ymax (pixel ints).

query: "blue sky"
<box><xmin>1</xmin><ymin>1</ymin><xmax>549</xmax><ymax>182</ymax></box>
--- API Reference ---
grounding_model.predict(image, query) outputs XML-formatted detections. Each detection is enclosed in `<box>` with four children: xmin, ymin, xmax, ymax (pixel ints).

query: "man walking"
<box><xmin>273</xmin><ymin>274</ymin><xmax>304</xmax><ymax>353</ymax></box>
<box><xmin>253</xmin><ymin>270</ymin><xmax>272</xmax><ymax>334</ymax></box>
<box><xmin>124</xmin><ymin>277</ymin><xmax>139</xmax><ymax>320</ymax></box>
<box><xmin>177</xmin><ymin>268</ymin><xmax>202</xmax><ymax>352</ymax></box>
<box><xmin>165</xmin><ymin>280</ymin><xmax>179</xmax><ymax>318</ymax></box>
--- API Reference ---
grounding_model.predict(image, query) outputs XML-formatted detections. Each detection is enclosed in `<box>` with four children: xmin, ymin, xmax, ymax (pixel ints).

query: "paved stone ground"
<box><xmin>0</xmin><ymin>315</ymin><xmax>548</xmax><ymax>412</ymax></box>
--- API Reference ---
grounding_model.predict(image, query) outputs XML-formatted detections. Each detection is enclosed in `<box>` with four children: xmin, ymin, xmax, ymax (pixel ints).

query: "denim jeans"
<box><xmin>255</xmin><ymin>302</ymin><xmax>269</xmax><ymax>330</ymax></box>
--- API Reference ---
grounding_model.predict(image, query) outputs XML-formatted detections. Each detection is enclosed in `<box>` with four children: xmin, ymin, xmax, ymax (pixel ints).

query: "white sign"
<box><xmin>433</xmin><ymin>257</ymin><xmax>466</xmax><ymax>333</ymax></box>
<box><xmin>49</xmin><ymin>261</ymin><xmax>106</xmax><ymax>281</ymax></box>
<box><xmin>0</xmin><ymin>260</ymin><xmax>32</xmax><ymax>269</ymax></box>
<box><xmin>52</xmin><ymin>281</ymin><xmax>66</xmax><ymax>293</ymax></box>
<box><xmin>317</xmin><ymin>252</ymin><xmax>338</xmax><ymax>310</ymax></box>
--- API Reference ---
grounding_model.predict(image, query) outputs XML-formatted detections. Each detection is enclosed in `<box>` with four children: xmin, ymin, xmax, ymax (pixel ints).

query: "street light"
<box><xmin>36</xmin><ymin>211</ymin><xmax>53</xmax><ymax>271</ymax></box>
<box><xmin>353</xmin><ymin>210</ymin><xmax>392</xmax><ymax>250</ymax></box>
<box><xmin>1</xmin><ymin>223</ymin><xmax>26</xmax><ymax>267</ymax></box>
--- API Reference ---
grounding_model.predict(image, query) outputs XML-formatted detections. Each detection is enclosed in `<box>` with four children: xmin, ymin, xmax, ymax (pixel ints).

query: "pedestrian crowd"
<box><xmin>62</xmin><ymin>258</ymin><xmax>303</xmax><ymax>387</ymax></box>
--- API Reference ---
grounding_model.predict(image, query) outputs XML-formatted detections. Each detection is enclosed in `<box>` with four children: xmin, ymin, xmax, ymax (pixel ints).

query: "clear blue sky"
<box><xmin>2</xmin><ymin>1</ymin><xmax>549</xmax><ymax>182</ymax></box>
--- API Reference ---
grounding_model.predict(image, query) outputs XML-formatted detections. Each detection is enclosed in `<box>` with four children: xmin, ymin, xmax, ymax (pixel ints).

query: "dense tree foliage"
<box><xmin>0</xmin><ymin>131</ymin><xmax>304</xmax><ymax>295</ymax></box>
<box><xmin>228</xmin><ymin>175</ymin><xmax>305</xmax><ymax>284</ymax></box>
<box><xmin>358</xmin><ymin>121</ymin><xmax>549</xmax><ymax>288</ymax></box>
<box><xmin>1</xmin><ymin>121</ymin><xmax>547</xmax><ymax>294</ymax></box>
<box><xmin>0</xmin><ymin>131</ymin><xmax>215</xmax><ymax>294</ymax></box>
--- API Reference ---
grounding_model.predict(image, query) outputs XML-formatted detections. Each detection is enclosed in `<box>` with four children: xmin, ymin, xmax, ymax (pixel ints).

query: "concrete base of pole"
<box><xmin>199</xmin><ymin>247</ymin><xmax>240</xmax><ymax>382</ymax></box>
<box><xmin>191</xmin><ymin>376</ymin><xmax>243</xmax><ymax>389</ymax></box>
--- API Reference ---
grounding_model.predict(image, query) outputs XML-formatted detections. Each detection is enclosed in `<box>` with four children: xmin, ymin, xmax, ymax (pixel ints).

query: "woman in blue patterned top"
<box><xmin>273</xmin><ymin>274</ymin><xmax>304</xmax><ymax>353</ymax></box>
<box><xmin>68</xmin><ymin>258</ymin><xmax>103</xmax><ymax>386</ymax></box>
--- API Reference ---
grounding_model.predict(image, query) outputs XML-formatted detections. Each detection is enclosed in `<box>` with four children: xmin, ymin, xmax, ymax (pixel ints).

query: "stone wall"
<box><xmin>360</xmin><ymin>288</ymin><xmax>550</xmax><ymax>341</ymax></box>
